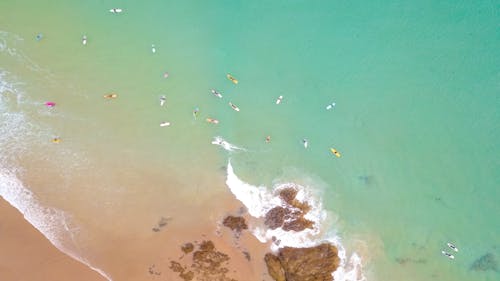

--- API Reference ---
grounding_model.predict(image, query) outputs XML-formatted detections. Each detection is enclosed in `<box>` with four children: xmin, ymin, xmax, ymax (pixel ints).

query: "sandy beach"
<box><xmin>0</xmin><ymin>197</ymin><xmax>106</xmax><ymax>281</ymax></box>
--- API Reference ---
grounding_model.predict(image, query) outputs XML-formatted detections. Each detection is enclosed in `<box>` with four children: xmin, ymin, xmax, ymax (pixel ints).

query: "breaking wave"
<box><xmin>225</xmin><ymin>161</ymin><xmax>366</xmax><ymax>281</ymax></box>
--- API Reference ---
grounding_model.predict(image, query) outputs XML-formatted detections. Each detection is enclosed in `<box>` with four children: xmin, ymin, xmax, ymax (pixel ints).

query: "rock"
<box><xmin>265</xmin><ymin>253</ymin><xmax>286</xmax><ymax>281</ymax></box>
<box><xmin>265</xmin><ymin>207</ymin><xmax>287</xmax><ymax>229</ymax></box>
<box><xmin>223</xmin><ymin>216</ymin><xmax>248</xmax><ymax>233</ymax></box>
<box><xmin>265</xmin><ymin>243</ymin><xmax>340</xmax><ymax>281</ymax></box>
<box><xmin>181</xmin><ymin>242</ymin><xmax>194</xmax><ymax>254</ymax></box>
<box><xmin>470</xmin><ymin>253</ymin><xmax>498</xmax><ymax>272</ymax></box>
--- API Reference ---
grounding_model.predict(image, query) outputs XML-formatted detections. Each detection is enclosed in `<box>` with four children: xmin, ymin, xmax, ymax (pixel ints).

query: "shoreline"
<box><xmin>0</xmin><ymin>196</ymin><xmax>106</xmax><ymax>281</ymax></box>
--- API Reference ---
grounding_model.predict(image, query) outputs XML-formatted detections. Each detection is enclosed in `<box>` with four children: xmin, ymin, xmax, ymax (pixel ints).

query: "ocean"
<box><xmin>1</xmin><ymin>1</ymin><xmax>499</xmax><ymax>280</ymax></box>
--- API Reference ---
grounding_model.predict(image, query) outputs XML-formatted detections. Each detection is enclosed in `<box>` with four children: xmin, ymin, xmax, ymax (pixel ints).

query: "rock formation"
<box><xmin>264</xmin><ymin>187</ymin><xmax>314</xmax><ymax>232</ymax></box>
<box><xmin>265</xmin><ymin>243</ymin><xmax>340</xmax><ymax>281</ymax></box>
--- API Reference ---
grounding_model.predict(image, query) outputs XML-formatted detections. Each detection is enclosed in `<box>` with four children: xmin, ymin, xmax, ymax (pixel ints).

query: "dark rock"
<box><xmin>181</xmin><ymin>243</ymin><xmax>194</xmax><ymax>254</ymax></box>
<box><xmin>265</xmin><ymin>207</ymin><xmax>287</xmax><ymax>229</ymax></box>
<box><xmin>223</xmin><ymin>216</ymin><xmax>248</xmax><ymax>233</ymax></box>
<box><xmin>470</xmin><ymin>253</ymin><xmax>498</xmax><ymax>272</ymax></box>
<box><xmin>265</xmin><ymin>253</ymin><xmax>286</xmax><ymax>281</ymax></box>
<box><xmin>265</xmin><ymin>243</ymin><xmax>340</xmax><ymax>281</ymax></box>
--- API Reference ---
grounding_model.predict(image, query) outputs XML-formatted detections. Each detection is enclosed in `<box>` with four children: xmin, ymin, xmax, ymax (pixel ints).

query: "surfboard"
<box><xmin>447</xmin><ymin>243</ymin><xmax>459</xmax><ymax>252</ymax></box>
<box><xmin>276</xmin><ymin>95</ymin><xmax>283</xmax><ymax>104</ymax></box>
<box><xmin>303</xmin><ymin>139</ymin><xmax>308</xmax><ymax>148</ymax></box>
<box><xmin>441</xmin><ymin>251</ymin><xmax>455</xmax><ymax>259</ymax></box>
<box><xmin>211</xmin><ymin>89</ymin><xmax>222</xmax><ymax>98</ymax></box>
<box><xmin>160</xmin><ymin>122</ymin><xmax>171</xmax><ymax>127</ymax></box>
<box><xmin>227</xmin><ymin>74</ymin><xmax>238</xmax><ymax>84</ymax></box>
<box><xmin>330</xmin><ymin>148</ymin><xmax>341</xmax><ymax>157</ymax></box>
<box><xmin>103</xmin><ymin>93</ymin><xmax>118</xmax><ymax>99</ymax></box>
<box><xmin>229</xmin><ymin>102</ymin><xmax>240</xmax><ymax>111</ymax></box>
<box><xmin>110</xmin><ymin>8</ymin><xmax>123</xmax><ymax>13</ymax></box>
<box><xmin>206</xmin><ymin>118</ymin><xmax>219</xmax><ymax>124</ymax></box>
<box><xmin>326</xmin><ymin>102</ymin><xmax>336</xmax><ymax>110</ymax></box>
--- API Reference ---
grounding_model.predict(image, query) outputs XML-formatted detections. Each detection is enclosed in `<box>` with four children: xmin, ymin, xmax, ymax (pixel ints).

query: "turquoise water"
<box><xmin>1</xmin><ymin>1</ymin><xmax>499</xmax><ymax>280</ymax></box>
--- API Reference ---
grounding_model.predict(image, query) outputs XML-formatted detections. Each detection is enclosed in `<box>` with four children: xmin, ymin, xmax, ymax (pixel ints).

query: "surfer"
<box><xmin>160</xmin><ymin>95</ymin><xmax>166</xmax><ymax>106</ymax></box>
<box><xmin>45</xmin><ymin>101</ymin><xmax>56</xmax><ymax>107</ymax></box>
<box><xmin>151</xmin><ymin>44</ymin><xmax>156</xmax><ymax>53</ymax></box>
<box><xmin>206</xmin><ymin>118</ymin><xmax>219</xmax><ymax>124</ymax></box>
<box><xmin>103</xmin><ymin>93</ymin><xmax>118</xmax><ymax>99</ymax></box>
<box><xmin>36</xmin><ymin>33</ymin><xmax>43</xmax><ymax>41</ymax></box>
<box><xmin>163</xmin><ymin>72</ymin><xmax>169</xmax><ymax>78</ymax></box>
<box><xmin>227</xmin><ymin>74</ymin><xmax>238</xmax><ymax>84</ymax></box>
<box><xmin>82</xmin><ymin>35</ymin><xmax>87</xmax><ymax>45</ymax></box>
<box><xmin>229</xmin><ymin>102</ymin><xmax>240</xmax><ymax>111</ymax></box>
<box><xmin>193</xmin><ymin>107</ymin><xmax>199</xmax><ymax>118</ymax></box>
<box><xmin>160</xmin><ymin>121</ymin><xmax>170</xmax><ymax>127</ymax></box>
<box><xmin>326</xmin><ymin>102</ymin><xmax>336</xmax><ymax>110</ymax></box>
<box><xmin>276</xmin><ymin>95</ymin><xmax>284</xmax><ymax>104</ymax></box>
<box><xmin>110</xmin><ymin>8</ymin><xmax>123</xmax><ymax>13</ymax></box>
<box><xmin>303</xmin><ymin>139</ymin><xmax>308</xmax><ymax>148</ymax></box>
<box><xmin>52</xmin><ymin>137</ymin><xmax>61</xmax><ymax>143</ymax></box>
<box><xmin>441</xmin><ymin>251</ymin><xmax>455</xmax><ymax>259</ymax></box>
<box><xmin>211</xmin><ymin>89</ymin><xmax>222</xmax><ymax>98</ymax></box>
<box><xmin>265</xmin><ymin>136</ymin><xmax>271</xmax><ymax>143</ymax></box>
<box><xmin>447</xmin><ymin>242</ymin><xmax>458</xmax><ymax>252</ymax></box>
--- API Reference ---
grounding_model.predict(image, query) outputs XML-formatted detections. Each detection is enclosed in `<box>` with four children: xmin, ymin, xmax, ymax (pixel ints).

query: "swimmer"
<box><xmin>211</xmin><ymin>89</ymin><xmax>223</xmax><ymax>98</ymax></box>
<box><xmin>160</xmin><ymin>95</ymin><xmax>166</xmax><ymax>106</ymax></box>
<box><xmin>206</xmin><ymin>118</ymin><xmax>219</xmax><ymax>124</ymax></box>
<box><xmin>110</xmin><ymin>8</ymin><xmax>123</xmax><ymax>13</ymax></box>
<box><xmin>52</xmin><ymin>137</ymin><xmax>61</xmax><ymax>143</ymax></box>
<box><xmin>447</xmin><ymin>242</ymin><xmax>459</xmax><ymax>252</ymax></box>
<box><xmin>326</xmin><ymin>102</ymin><xmax>336</xmax><ymax>110</ymax></box>
<box><xmin>36</xmin><ymin>33</ymin><xmax>43</xmax><ymax>41</ymax></box>
<box><xmin>151</xmin><ymin>44</ymin><xmax>156</xmax><ymax>53</ymax></box>
<box><xmin>103</xmin><ymin>93</ymin><xmax>118</xmax><ymax>99</ymax></box>
<box><xmin>160</xmin><ymin>121</ymin><xmax>171</xmax><ymax>127</ymax></box>
<box><xmin>265</xmin><ymin>136</ymin><xmax>271</xmax><ymax>143</ymax></box>
<box><xmin>227</xmin><ymin>74</ymin><xmax>238</xmax><ymax>84</ymax></box>
<box><xmin>303</xmin><ymin>139</ymin><xmax>308</xmax><ymax>148</ymax></box>
<box><xmin>82</xmin><ymin>35</ymin><xmax>87</xmax><ymax>45</ymax></box>
<box><xmin>441</xmin><ymin>250</ymin><xmax>455</xmax><ymax>259</ymax></box>
<box><xmin>45</xmin><ymin>101</ymin><xmax>56</xmax><ymax>107</ymax></box>
<box><xmin>193</xmin><ymin>107</ymin><xmax>200</xmax><ymax>118</ymax></box>
<box><xmin>276</xmin><ymin>95</ymin><xmax>283</xmax><ymax>104</ymax></box>
<box><xmin>229</xmin><ymin>102</ymin><xmax>240</xmax><ymax>112</ymax></box>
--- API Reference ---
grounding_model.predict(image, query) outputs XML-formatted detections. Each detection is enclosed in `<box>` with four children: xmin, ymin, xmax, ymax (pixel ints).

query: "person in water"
<box><xmin>265</xmin><ymin>136</ymin><xmax>271</xmax><ymax>143</ymax></box>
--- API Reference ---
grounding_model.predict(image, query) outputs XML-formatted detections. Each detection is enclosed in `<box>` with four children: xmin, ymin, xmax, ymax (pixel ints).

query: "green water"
<box><xmin>1</xmin><ymin>1</ymin><xmax>499</xmax><ymax>280</ymax></box>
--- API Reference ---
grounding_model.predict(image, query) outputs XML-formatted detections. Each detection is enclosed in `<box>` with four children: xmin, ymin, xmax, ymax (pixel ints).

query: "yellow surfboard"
<box><xmin>330</xmin><ymin>148</ymin><xmax>341</xmax><ymax>158</ymax></box>
<box><xmin>227</xmin><ymin>74</ymin><xmax>238</xmax><ymax>84</ymax></box>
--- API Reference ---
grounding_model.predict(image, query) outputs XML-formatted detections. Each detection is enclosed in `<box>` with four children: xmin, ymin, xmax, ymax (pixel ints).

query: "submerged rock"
<box><xmin>470</xmin><ymin>253</ymin><xmax>498</xmax><ymax>272</ymax></box>
<box><xmin>223</xmin><ymin>215</ymin><xmax>248</xmax><ymax>233</ymax></box>
<box><xmin>265</xmin><ymin>243</ymin><xmax>340</xmax><ymax>281</ymax></box>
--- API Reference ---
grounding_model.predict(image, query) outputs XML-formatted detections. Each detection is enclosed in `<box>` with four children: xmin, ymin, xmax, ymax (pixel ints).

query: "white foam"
<box><xmin>226</xmin><ymin>161</ymin><xmax>366</xmax><ymax>281</ymax></box>
<box><xmin>0</xmin><ymin>71</ymin><xmax>113</xmax><ymax>281</ymax></box>
<box><xmin>211</xmin><ymin>136</ymin><xmax>246</xmax><ymax>152</ymax></box>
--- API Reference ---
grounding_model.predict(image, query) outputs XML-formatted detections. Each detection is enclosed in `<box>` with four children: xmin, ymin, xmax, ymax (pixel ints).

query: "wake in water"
<box><xmin>211</xmin><ymin>136</ymin><xmax>246</xmax><ymax>152</ymax></box>
<box><xmin>225</xmin><ymin>161</ymin><xmax>366</xmax><ymax>281</ymax></box>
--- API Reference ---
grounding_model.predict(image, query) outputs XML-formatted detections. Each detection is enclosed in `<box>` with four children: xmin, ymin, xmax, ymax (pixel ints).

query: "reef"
<box><xmin>169</xmin><ymin>240</ymin><xmax>237</xmax><ymax>281</ymax></box>
<box><xmin>470</xmin><ymin>253</ymin><xmax>498</xmax><ymax>272</ymax></box>
<box><xmin>223</xmin><ymin>215</ymin><xmax>248</xmax><ymax>233</ymax></box>
<box><xmin>265</xmin><ymin>243</ymin><xmax>340</xmax><ymax>281</ymax></box>
<box><xmin>264</xmin><ymin>187</ymin><xmax>314</xmax><ymax>232</ymax></box>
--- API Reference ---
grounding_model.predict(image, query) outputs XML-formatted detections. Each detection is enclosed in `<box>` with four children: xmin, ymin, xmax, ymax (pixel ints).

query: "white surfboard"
<box><xmin>441</xmin><ymin>251</ymin><xmax>455</xmax><ymax>259</ymax></box>
<box><xmin>160</xmin><ymin>122</ymin><xmax>170</xmax><ymax>127</ymax></box>
<box><xmin>229</xmin><ymin>102</ymin><xmax>240</xmax><ymax>112</ymax></box>
<box><xmin>110</xmin><ymin>8</ymin><xmax>123</xmax><ymax>13</ymax></box>
<box><xmin>276</xmin><ymin>95</ymin><xmax>283</xmax><ymax>104</ymax></box>
<box><xmin>447</xmin><ymin>242</ymin><xmax>459</xmax><ymax>252</ymax></box>
<box><xmin>326</xmin><ymin>102</ymin><xmax>336</xmax><ymax>110</ymax></box>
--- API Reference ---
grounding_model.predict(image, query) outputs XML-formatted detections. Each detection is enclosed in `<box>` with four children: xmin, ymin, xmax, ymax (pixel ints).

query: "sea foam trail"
<box><xmin>0</xmin><ymin>69</ymin><xmax>113</xmax><ymax>281</ymax></box>
<box><xmin>225</xmin><ymin>161</ymin><xmax>366</xmax><ymax>281</ymax></box>
<box><xmin>211</xmin><ymin>136</ymin><xmax>246</xmax><ymax>152</ymax></box>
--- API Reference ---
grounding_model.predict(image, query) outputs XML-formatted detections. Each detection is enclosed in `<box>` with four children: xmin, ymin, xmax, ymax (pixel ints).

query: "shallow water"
<box><xmin>1</xmin><ymin>1</ymin><xmax>499</xmax><ymax>280</ymax></box>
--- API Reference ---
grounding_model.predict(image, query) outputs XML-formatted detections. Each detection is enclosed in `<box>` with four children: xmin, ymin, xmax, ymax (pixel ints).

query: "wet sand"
<box><xmin>0</xmin><ymin>197</ymin><xmax>106</xmax><ymax>281</ymax></box>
